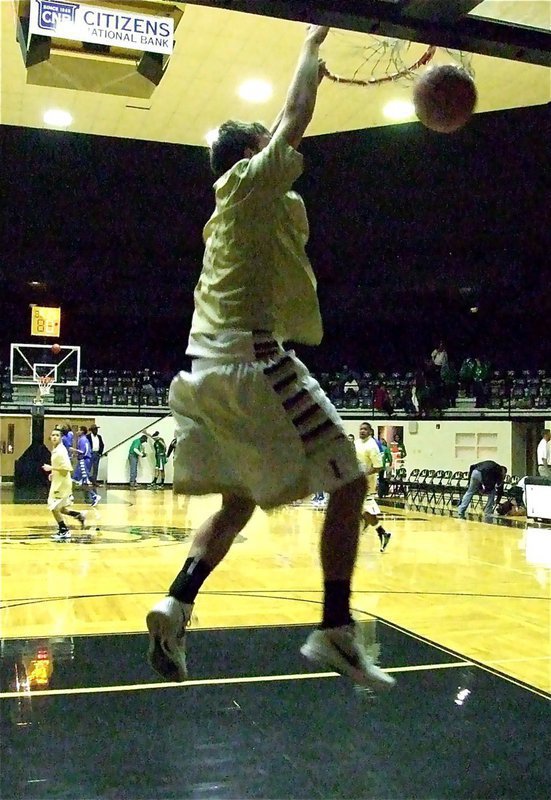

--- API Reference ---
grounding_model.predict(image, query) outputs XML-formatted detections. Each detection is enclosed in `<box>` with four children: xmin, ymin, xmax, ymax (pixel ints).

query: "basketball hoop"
<box><xmin>34</xmin><ymin>375</ymin><xmax>54</xmax><ymax>405</ymax></box>
<box><xmin>323</xmin><ymin>44</ymin><xmax>437</xmax><ymax>86</ymax></box>
<box><xmin>321</xmin><ymin>31</ymin><xmax>474</xmax><ymax>87</ymax></box>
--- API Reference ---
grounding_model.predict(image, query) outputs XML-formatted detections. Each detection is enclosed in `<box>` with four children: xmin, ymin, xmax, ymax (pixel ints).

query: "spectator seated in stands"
<box><xmin>343</xmin><ymin>387</ymin><xmax>359</xmax><ymax>408</ymax></box>
<box><xmin>142</xmin><ymin>382</ymin><xmax>157</xmax><ymax>402</ymax></box>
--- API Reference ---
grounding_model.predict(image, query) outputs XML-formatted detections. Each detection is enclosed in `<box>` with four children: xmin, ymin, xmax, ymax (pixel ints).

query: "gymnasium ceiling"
<box><xmin>1</xmin><ymin>0</ymin><xmax>550</xmax><ymax>146</ymax></box>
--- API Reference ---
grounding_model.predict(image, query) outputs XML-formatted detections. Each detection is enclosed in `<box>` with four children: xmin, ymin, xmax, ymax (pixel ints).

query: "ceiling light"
<box><xmin>43</xmin><ymin>109</ymin><xmax>73</xmax><ymax>127</ymax></box>
<box><xmin>383</xmin><ymin>99</ymin><xmax>415</xmax><ymax>121</ymax></box>
<box><xmin>238</xmin><ymin>79</ymin><xmax>272</xmax><ymax>103</ymax></box>
<box><xmin>205</xmin><ymin>128</ymin><xmax>219</xmax><ymax>147</ymax></box>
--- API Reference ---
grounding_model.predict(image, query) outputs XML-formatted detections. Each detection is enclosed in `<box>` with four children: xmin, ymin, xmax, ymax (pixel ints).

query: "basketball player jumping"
<box><xmin>146</xmin><ymin>24</ymin><xmax>395</xmax><ymax>692</ymax></box>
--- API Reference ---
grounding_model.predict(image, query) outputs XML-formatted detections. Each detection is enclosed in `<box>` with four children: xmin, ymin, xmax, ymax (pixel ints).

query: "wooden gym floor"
<box><xmin>1</xmin><ymin>487</ymin><xmax>549</xmax><ymax>799</ymax></box>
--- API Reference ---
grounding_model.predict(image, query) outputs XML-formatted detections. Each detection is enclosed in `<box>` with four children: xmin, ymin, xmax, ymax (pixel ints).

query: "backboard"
<box><xmin>10</xmin><ymin>343</ymin><xmax>81</xmax><ymax>386</ymax></box>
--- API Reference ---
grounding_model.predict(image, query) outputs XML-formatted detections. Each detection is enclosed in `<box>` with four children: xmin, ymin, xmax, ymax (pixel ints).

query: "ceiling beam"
<box><xmin>400</xmin><ymin>1</ymin><xmax>485</xmax><ymax>23</ymax></box>
<box><xmin>181</xmin><ymin>0</ymin><xmax>551</xmax><ymax>67</ymax></box>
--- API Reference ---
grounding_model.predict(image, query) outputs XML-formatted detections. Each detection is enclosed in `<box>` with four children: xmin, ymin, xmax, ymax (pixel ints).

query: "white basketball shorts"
<box><xmin>47</xmin><ymin>492</ymin><xmax>74</xmax><ymax>512</ymax></box>
<box><xmin>169</xmin><ymin>349</ymin><xmax>362</xmax><ymax>510</ymax></box>
<box><xmin>363</xmin><ymin>495</ymin><xmax>381</xmax><ymax>516</ymax></box>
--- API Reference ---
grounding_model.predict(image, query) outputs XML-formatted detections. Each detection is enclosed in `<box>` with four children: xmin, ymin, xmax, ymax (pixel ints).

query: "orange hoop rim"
<box><xmin>36</xmin><ymin>375</ymin><xmax>54</xmax><ymax>396</ymax></box>
<box><xmin>322</xmin><ymin>44</ymin><xmax>437</xmax><ymax>86</ymax></box>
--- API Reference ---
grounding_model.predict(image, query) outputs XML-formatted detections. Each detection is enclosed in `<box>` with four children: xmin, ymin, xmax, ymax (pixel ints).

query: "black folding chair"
<box><xmin>443</xmin><ymin>470</ymin><xmax>464</xmax><ymax>508</ymax></box>
<box><xmin>433</xmin><ymin>470</ymin><xmax>452</xmax><ymax>507</ymax></box>
<box><xmin>404</xmin><ymin>468</ymin><xmax>420</xmax><ymax>501</ymax></box>
<box><xmin>389</xmin><ymin>467</ymin><xmax>407</xmax><ymax>497</ymax></box>
<box><xmin>411</xmin><ymin>469</ymin><xmax>431</xmax><ymax>504</ymax></box>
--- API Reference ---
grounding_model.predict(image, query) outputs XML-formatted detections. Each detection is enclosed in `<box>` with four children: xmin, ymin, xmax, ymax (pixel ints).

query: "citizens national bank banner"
<box><xmin>29</xmin><ymin>0</ymin><xmax>174</xmax><ymax>55</ymax></box>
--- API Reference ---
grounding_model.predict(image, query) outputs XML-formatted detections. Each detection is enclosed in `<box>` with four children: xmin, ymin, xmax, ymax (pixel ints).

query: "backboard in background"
<box><xmin>10</xmin><ymin>343</ymin><xmax>81</xmax><ymax>386</ymax></box>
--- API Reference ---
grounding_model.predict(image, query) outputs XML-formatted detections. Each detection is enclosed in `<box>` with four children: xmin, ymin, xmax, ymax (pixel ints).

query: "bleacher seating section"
<box><xmin>0</xmin><ymin>362</ymin><xmax>550</xmax><ymax>411</ymax></box>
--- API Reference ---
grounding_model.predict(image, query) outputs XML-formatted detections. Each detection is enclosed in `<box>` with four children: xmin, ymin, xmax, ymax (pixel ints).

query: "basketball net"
<box><xmin>34</xmin><ymin>375</ymin><xmax>54</xmax><ymax>405</ymax></box>
<box><xmin>322</xmin><ymin>31</ymin><xmax>474</xmax><ymax>86</ymax></box>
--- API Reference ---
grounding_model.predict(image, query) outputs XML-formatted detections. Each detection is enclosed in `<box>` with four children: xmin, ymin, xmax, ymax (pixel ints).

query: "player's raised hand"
<box><xmin>306</xmin><ymin>25</ymin><xmax>330</xmax><ymax>46</ymax></box>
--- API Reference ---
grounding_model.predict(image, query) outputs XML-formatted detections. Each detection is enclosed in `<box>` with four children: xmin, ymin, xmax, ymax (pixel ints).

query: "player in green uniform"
<box><xmin>150</xmin><ymin>432</ymin><xmax>167</xmax><ymax>489</ymax></box>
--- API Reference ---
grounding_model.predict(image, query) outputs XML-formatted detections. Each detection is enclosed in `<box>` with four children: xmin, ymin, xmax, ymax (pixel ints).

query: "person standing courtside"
<box><xmin>457</xmin><ymin>460</ymin><xmax>507</xmax><ymax>521</ymax></box>
<box><xmin>537</xmin><ymin>429</ymin><xmax>551</xmax><ymax>479</ymax></box>
<box><xmin>86</xmin><ymin>424</ymin><xmax>104</xmax><ymax>486</ymax></box>
<box><xmin>145</xmin><ymin>25</ymin><xmax>395</xmax><ymax>693</ymax></box>
<box><xmin>73</xmin><ymin>426</ymin><xmax>101</xmax><ymax>507</ymax></box>
<box><xmin>60</xmin><ymin>423</ymin><xmax>74</xmax><ymax>454</ymax></box>
<box><xmin>128</xmin><ymin>434</ymin><xmax>148</xmax><ymax>489</ymax></box>
<box><xmin>378</xmin><ymin>437</ymin><xmax>393</xmax><ymax>497</ymax></box>
<box><xmin>355</xmin><ymin>423</ymin><xmax>392</xmax><ymax>551</ymax></box>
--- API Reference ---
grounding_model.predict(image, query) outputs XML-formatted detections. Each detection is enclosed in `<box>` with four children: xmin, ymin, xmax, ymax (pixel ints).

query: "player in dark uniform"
<box><xmin>150</xmin><ymin>432</ymin><xmax>167</xmax><ymax>489</ymax></box>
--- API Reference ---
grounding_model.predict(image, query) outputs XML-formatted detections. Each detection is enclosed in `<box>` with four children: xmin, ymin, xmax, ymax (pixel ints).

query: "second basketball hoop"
<box><xmin>35</xmin><ymin>375</ymin><xmax>54</xmax><ymax>405</ymax></box>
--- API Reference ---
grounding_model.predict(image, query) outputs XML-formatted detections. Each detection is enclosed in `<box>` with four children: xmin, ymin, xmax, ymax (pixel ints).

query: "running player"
<box><xmin>42</xmin><ymin>428</ymin><xmax>87</xmax><ymax>541</ymax></box>
<box><xmin>146</xmin><ymin>25</ymin><xmax>395</xmax><ymax>693</ymax></box>
<box><xmin>355</xmin><ymin>422</ymin><xmax>392</xmax><ymax>552</ymax></box>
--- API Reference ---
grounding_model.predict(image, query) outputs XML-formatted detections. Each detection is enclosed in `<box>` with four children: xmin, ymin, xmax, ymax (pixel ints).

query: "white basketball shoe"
<box><xmin>301</xmin><ymin>623</ymin><xmax>396</xmax><ymax>691</ymax></box>
<box><xmin>146</xmin><ymin>596</ymin><xmax>194</xmax><ymax>682</ymax></box>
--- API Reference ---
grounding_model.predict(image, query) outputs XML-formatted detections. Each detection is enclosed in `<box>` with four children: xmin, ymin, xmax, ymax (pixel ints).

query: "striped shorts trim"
<box><xmin>263</xmin><ymin>355</ymin><xmax>346</xmax><ymax>456</ymax></box>
<box><xmin>252</xmin><ymin>330</ymin><xmax>280</xmax><ymax>361</ymax></box>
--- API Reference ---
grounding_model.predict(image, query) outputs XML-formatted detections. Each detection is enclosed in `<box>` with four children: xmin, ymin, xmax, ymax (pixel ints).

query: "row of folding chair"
<box><xmin>388</xmin><ymin>469</ymin><xmax>520</xmax><ymax>510</ymax></box>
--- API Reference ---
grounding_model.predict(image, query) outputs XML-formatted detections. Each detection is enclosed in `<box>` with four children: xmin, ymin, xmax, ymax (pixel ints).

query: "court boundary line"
<box><xmin>0</xmin><ymin>660</ymin><xmax>473</xmax><ymax>699</ymax></box>
<box><xmin>1</xmin><ymin>592</ymin><xmax>548</xmax><ymax>697</ymax></box>
<box><xmin>369</xmin><ymin>613</ymin><xmax>551</xmax><ymax>700</ymax></box>
<box><xmin>1</xmin><ymin>587</ymin><xmax>547</xmax><ymax>612</ymax></box>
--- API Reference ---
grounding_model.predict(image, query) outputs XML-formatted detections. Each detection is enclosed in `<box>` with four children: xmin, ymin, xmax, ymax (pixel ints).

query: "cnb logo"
<box><xmin>35</xmin><ymin>0</ymin><xmax>79</xmax><ymax>32</ymax></box>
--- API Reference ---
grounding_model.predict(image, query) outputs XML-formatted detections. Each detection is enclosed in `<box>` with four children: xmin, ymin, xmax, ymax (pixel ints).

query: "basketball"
<box><xmin>413</xmin><ymin>64</ymin><xmax>477</xmax><ymax>133</ymax></box>
<box><xmin>51</xmin><ymin>343</ymin><xmax>61</xmax><ymax>354</ymax></box>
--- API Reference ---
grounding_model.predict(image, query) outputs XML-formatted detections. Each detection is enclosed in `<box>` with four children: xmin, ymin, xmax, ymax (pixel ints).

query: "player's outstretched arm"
<box><xmin>270</xmin><ymin>57</ymin><xmax>326</xmax><ymax>136</ymax></box>
<box><xmin>277</xmin><ymin>25</ymin><xmax>329</xmax><ymax>149</ymax></box>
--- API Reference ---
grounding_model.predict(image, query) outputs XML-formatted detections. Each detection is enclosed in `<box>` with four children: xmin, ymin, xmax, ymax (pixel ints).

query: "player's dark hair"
<box><xmin>209</xmin><ymin>120</ymin><xmax>270</xmax><ymax>178</ymax></box>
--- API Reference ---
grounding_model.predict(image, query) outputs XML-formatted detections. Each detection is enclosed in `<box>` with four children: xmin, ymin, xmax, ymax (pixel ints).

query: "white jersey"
<box><xmin>188</xmin><ymin>134</ymin><xmax>322</xmax><ymax>358</ymax></box>
<box><xmin>48</xmin><ymin>443</ymin><xmax>73</xmax><ymax>509</ymax></box>
<box><xmin>355</xmin><ymin>437</ymin><xmax>383</xmax><ymax>496</ymax></box>
<box><xmin>537</xmin><ymin>438</ymin><xmax>550</xmax><ymax>467</ymax></box>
